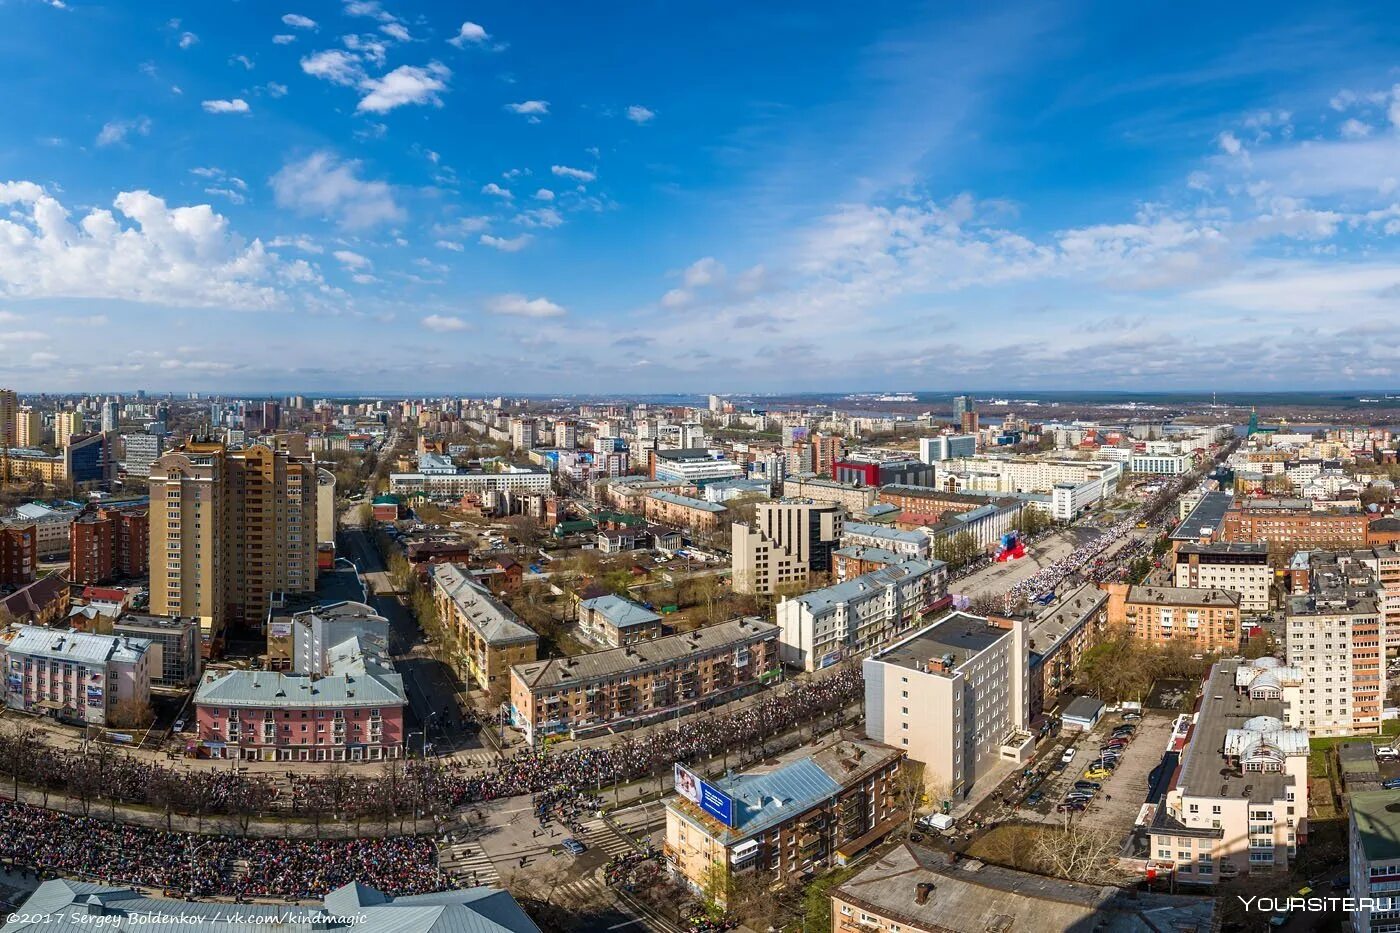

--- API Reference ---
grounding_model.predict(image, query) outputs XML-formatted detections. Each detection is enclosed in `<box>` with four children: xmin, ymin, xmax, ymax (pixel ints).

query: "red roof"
<box><xmin>81</xmin><ymin>586</ymin><xmax>128</xmax><ymax>603</ymax></box>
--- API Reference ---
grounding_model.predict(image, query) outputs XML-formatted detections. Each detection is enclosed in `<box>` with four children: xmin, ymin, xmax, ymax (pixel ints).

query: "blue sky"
<box><xmin>1</xmin><ymin>0</ymin><xmax>1400</xmax><ymax>394</ymax></box>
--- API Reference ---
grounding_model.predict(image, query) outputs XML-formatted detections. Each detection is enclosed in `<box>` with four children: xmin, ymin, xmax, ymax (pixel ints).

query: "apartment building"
<box><xmin>1173</xmin><ymin>541</ymin><xmax>1270</xmax><ymax>613</ymax></box>
<box><xmin>1149</xmin><ymin>658</ymin><xmax>1309</xmax><ymax>884</ymax></box>
<box><xmin>648</xmin><ymin>448</ymin><xmax>744</xmax><ymax>488</ymax></box>
<box><xmin>840</xmin><ymin>522</ymin><xmax>930</xmax><ymax>560</ymax></box>
<box><xmin>830</xmin><ymin>843</ymin><xmax>1216</xmax><ymax>933</ymax></box>
<box><xmin>1</xmin><ymin>625</ymin><xmax>154</xmax><ymax>727</ymax></box>
<box><xmin>781</xmin><ymin>475</ymin><xmax>879</xmax><ymax>512</ymax></box>
<box><xmin>510</xmin><ymin>417</ymin><xmax>537</xmax><ymax>451</ymax></box>
<box><xmin>430</xmin><ymin>562</ymin><xmax>538</xmax><ymax>703</ymax></box>
<box><xmin>121</xmin><ymin>431</ymin><xmax>165</xmax><ymax>477</ymax></box>
<box><xmin>0</xmin><ymin>524</ymin><xmax>35</xmax><ymax>587</ymax></box>
<box><xmin>1349</xmin><ymin>790</ymin><xmax>1400</xmax><ymax>933</ymax></box>
<box><xmin>1293</xmin><ymin>547</ymin><xmax>1400</xmax><ymax>650</ymax></box>
<box><xmin>1286</xmin><ymin>589</ymin><xmax>1384</xmax><ymax>736</ymax></box>
<box><xmin>777</xmin><ymin>559</ymin><xmax>947</xmax><ymax>672</ymax></box>
<box><xmin>194</xmin><ymin>607</ymin><xmax>406</xmax><ymax>762</ymax></box>
<box><xmin>1221</xmin><ymin>497</ymin><xmax>1371</xmax><ymax>554</ymax></box>
<box><xmin>388</xmin><ymin>464</ymin><xmax>552</xmax><ymax>497</ymax></box>
<box><xmin>934</xmin><ymin>456</ymin><xmax>1122</xmax><ymax>495</ymax></box>
<box><xmin>1028</xmin><ymin>583</ymin><xmax>1108</xmax><ymax>717</ymax></box>
<box><xmin>14</xmin><ymin>407</ymin><xmax>41</xmax><ymax>448</ymax></box>
<box><xmin>731</xmin><ymin>500</ymin><xmax>843</xmax><ymax>595</ymax></box>
<box><xmin>917</xmin><ymin>434</ymin><xmax>976</xmax><ymax>463</ymax></box>
<box><xmin>511</xmin><ymin>617</ymin><xmax>778</xmax><ymax>743</ymax></box>
<box><xmin>0</xmin><ymin>389</ymin><xmax>15</xmax><ymax>448</ymax></box>
<box><xmin>832</xmin><ymin>546</ymin><xmax>906</xmax><ymax>581</ymax></box>
<box><xmin>665</xmin><ymin>736</ymin><xmax>903</xmax><ymax>901</ymax></box>
<box><xmin>1131</xmin><ymin>454</ymin><xmax>1192</xmax><ymax>474</ymax></box>
<box><xmin>578</xmin><ymin>593</ymin><xmax>663</xmax><ymax>647</ymax></box>
<box><xmin>52</xmin><ymin>410</ymin><xmax>82</xmax><ymax>449</ymax></box>
<box><xmin>1103</xmin><ymin>582</ymin><xmax>1242</xmax><ymax>653</ymax></box>
<box><xmin>112</xmin><ymin>614</ymin><xmax>202</xmax><ymax>688</ymax></box>
<box><xmin>642</xmin><ymin>490</ymin><xmax>726</xmax><ymax>533</ymax></box>
<box><xmin>149</xmin><ymin>440</ymin><xmax>318</xmax><ymax>654</ymax></box>
<box><xmin>864</xmin><ymin>612</ymin><xmax>1030</xmax><ymax>799</ymax></box>
<box><xmin>69</xmin><ymin>504</ymin><xmax>149</xmax><ymax>585</ymax></box>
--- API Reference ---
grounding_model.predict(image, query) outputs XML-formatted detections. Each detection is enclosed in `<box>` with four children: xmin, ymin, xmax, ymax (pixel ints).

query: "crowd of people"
<box><xmin>0</xmin><ymin>800</ymin><xmax>445</xmax><ymax>899</ymax></box>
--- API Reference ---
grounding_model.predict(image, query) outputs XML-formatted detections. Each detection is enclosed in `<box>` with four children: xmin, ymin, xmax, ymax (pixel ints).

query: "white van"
<box><xmin>918</xmin><ymin>813</ymin><xmax>956</xmax><ymax>832</ymax></box>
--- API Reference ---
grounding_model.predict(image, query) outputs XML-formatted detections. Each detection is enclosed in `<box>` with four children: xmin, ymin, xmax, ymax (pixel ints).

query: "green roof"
<box><xmin>372</xmin><ymin>494</ymin><xmax>400</xmax><ymax>505</ymax></box>
<box><xmin>1351</xmin><ymin>790</ymin><xmax>1400</xmax><ymax>862</ymax></box>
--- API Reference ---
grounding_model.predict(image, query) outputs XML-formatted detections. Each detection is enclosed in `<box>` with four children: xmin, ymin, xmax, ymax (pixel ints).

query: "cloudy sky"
<box><xmin>1</xmin><ymin>0</ymin><xmax>1399</xmax><ymax>394</ymax></box>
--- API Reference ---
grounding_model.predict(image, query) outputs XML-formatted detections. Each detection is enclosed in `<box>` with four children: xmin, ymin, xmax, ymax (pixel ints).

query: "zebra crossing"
<box><xmin>545</xmin><ymin>873</ymin><xmax>609</xmax><ymax>909</ymax></box>
<box><xmin>436</xmin><ymin>835</ymin><xmax>500</xmax><ymax>888</ymax></box>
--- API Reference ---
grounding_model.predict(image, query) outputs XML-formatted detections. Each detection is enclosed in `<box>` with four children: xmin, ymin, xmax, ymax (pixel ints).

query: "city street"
<box><xmin>953</xmin><ymin>525</ymin><xmax>1112</xmax><ymax>598</ymax></box>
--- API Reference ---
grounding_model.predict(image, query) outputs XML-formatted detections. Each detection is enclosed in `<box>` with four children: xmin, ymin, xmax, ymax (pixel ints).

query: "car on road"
<box><xmin>561</xmin><ymin>838</ymin><xmax>586</xmax><ymax>856</ymax></box>
<box><xmin>1061</xmin><ymin>747</ymin><xmax>1076</xmax><ymax>764</ymax></box>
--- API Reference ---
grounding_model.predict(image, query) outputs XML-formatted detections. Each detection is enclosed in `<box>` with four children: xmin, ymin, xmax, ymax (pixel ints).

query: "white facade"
<box><xmin>1131</xmin><ymin>454</ymin><xmax>1191</xmax><ymax>475</ymax></box>
<box><xmin>918</xmin><ymin>434</ymin><xmax>976</xmax><ymax>463</ymax></box>
<box><xmin>1051</xmin><ymin>477</ymin><xmax>1107</xmax><ymax>520</ymax></box>
<box><xmin>388</xmin><ymin>466</ymin><xmax>552</xmax><ymax>497</ymax></box>
<box><xmin>1286</xmin><ymin>594</ymin><xmax>1386</xmax><ymax>736</ymax></box>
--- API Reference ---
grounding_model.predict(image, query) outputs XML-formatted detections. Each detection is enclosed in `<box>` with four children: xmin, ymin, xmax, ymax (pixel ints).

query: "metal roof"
<box><xmin>6</xmin><ymin>625</ymin><xmax>150</xmax><ymax>666</ymax></box>
<box><xmin>578</xmin><ymin>594</ymin><xmax>661</xmax><ymax>629</ymax></box>
<box><xmin>429</xmin><ymin>564</ymin><xmax>538</xmax><ymax>647</ymax></box>
<box><xmin>792</xmin><ymin>559</ymin><xmax>932</xmax><ymax>614</ymax></box>
<box><xmin>645</xmin><ymin>490</ymin><xmax>726</xmax><ymax>513</ymax></box>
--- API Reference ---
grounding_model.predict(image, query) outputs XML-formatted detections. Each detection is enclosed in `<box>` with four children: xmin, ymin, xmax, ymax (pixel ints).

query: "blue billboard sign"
<box><xmin>674</xmin><ymin>763</ymin><xmax>736</xmax><ymax>828</ymax></box>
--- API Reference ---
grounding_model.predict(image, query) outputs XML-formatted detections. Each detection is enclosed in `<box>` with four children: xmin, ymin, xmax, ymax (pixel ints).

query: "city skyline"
<box><xmin>1</xmin><ymin>1</ymin><xmax>1400</xmax><ymax>392</ymax></box>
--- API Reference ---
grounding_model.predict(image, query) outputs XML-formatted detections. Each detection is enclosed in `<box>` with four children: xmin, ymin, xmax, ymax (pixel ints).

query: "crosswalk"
<box><xmin>546</xmin><ymin>874</ymin><xmax>609</xmax><ymax>908</ymax></box>
<box><xmin>579</xmin><ymin>810</ymin><xmax>658</xmax><ymax>859</ymax></box>
<box><xmin>436</xmin><ymin>835</ymin><xmax>501</xmax><ymax>888</ymax></box>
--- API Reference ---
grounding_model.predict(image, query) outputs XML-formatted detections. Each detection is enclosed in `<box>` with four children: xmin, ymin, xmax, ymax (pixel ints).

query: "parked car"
<box><xmin>1061</xmin><ymin>747</ymin><xmax>1077</xmax><ymax>764</ymax></box>
<box><xmin>1382</xmin><ymin>777</ymin><xmax>1400</xmax><ymax>790</ymax></box>
<box><xmin>1084</xmin><ymin>767</ymin><xmax>1112</xmax><ymax>780</ymax></box>
<box><xmin>1122</xmin><ymin>712</ymin><xmax>1142</xmax><ymax>722</ymax></box>
<box><xmin>1056</xmin><ymin>801</ymin><xmax>1086</xmax><ymax>813</ymax></box>
<box><xmin>1025</xmin><ymin>790</ymin><xmax>1045</xmax><ymax>806</ymax></box>
<box><xmin>1073</xmin><ymin>781</ymin><xmax>1101</xmax><ymax>791</ymax></box>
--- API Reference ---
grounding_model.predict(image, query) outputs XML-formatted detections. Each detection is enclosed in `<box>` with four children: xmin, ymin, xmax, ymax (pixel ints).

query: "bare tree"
<box><xmin>1031</xmin><ymin>825</ymin><xmax>1121</xmax><ymax>884</ymax></box>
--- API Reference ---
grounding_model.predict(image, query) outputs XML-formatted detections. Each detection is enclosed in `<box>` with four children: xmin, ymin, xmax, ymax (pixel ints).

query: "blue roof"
<box><xmin>580</xmin><ymin>593</ymin><xmax>662</xmax><ymax>628</ymax></box>
<box><xmin>722</xmin><ymin>759</ymin><xmax>842</xmax><ymax>836</ymax></box>
<box><xmin>794</xmin><ymin>559</ymin><xmax>931</xmax><ymax>613</ymax></box>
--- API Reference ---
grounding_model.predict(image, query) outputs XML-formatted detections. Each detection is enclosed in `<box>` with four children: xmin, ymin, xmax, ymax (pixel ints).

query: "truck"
<box><xmin>917</xmin><ymin>813</ymin><xmax>956</xmax><ymax>832</ymax></box>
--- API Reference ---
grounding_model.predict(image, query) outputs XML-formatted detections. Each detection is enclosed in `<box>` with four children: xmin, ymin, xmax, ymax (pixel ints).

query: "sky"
<box><xmin>2</xmin><ymin>1</ymin><xmax>1400</xmax><ymax>394</ymax></box>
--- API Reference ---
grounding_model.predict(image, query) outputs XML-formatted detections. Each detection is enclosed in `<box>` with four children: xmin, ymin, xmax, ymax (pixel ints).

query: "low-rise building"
<box><xmin>831</xmin><ymin>843</ymin><xmax>1217</xmax><ymax>933</ymax></box>
<box><xmin>578</xmin><ymin>593</ymin><xmax>663</xmax><ymax>646</ymax></box>
<box><xmin>1028</xmin><ymin>584</ymin><xmax>1108</xmax><ymax>717</ymax></box>
<box><xmin>388</xmin><ymin>464</ymin><xmax>551</xmax><ymax>498</ymax></box>
<box><xmin>665</xmin><ymin>735</ymin><xmax>903</xmax><ymax>901</ymax></box>
<box><xmin>430</xmin><ymin>563</ymin><xmax>538</xmax><ymax>703</ymax></box>
<box><xmin>0</xmin><ymin>575</ymin><xmax>70</xmax><ymax>626</ymax></box>
<box><xmin>1131</xmin><ymin>453</ymin><xmax>1192</xmax><ymax>475</ymax></box>
<box><xmin>832</xmin><ymin>546</ymin><xmax>907</xmax><ymax>581</ymax></box>
<box><xmin>194</xmin><ymin>600</ymin><xmax>406</xmax><ymax>762</ymax></box>
<box><xmin>1173</xmin><ymin>541</ymin><xmax>1270</xmax><ymax>613</ymax></box>
<box><xmin>1221</xmin><ymin>497</ymin><xmax>1371</xmax><ymax>554</ymax></box>
<box><xmin>1149</xmin><ymin>658</ymin><xmax>1309</xmax><ymax>884</ymax></box>
<box><xmin>840</xmin><ymin>522</ymin><xmax>930</xmax><ymax>560</ymax></box>
<box><xmin>777</xmin><ymin>559</ymin><xmax>947</xmax><ymax>672</ymax></box>
<box><xmin>1</xmin><ymin>625</ymin><xmax>154</xmax><ymax>726</ymax></box>
<box><xmin>1103</xmin><ymin>582</ymin><xmax>1242</xmax><ymax>653</ymax></box>
<box><xmin>863</xmin><ymin>612</ymin><xmax>1030</xmax><ymax>799</ymax></box>
<box><xmin>112</xmin><ymin>614</ymin><xmax>202</xmax><ymax>688</ymax></box>
<box><xmin>643</xmin><ymin>490</ymin><xmax>726</xmax><ymax>533</ymax></box>
<box><xmin>781</xmin><ymin>475</ymin><xmax>879</xmax><ymax>512</ymax></box>
<box><xmin>510</xmin><ymin>617</ymin><xmax>779</xmax><ymax>743</ymax></box>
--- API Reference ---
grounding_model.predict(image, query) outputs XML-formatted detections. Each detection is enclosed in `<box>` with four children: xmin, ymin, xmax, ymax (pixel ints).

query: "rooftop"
<box><xmin>645</xmin><ymin>490</ymin><xmax>726</xmax><ymax>513</ymax></box>
<box><xmin>1029</xmin><ymin>584</ymin><xmax>1107</xmax><ymax>661</ymax></box>
<box><xmin>792</xmin><ymin>560</ymin><xmax>933</xmax><ymax>615</ymax></box>
<box><xmin>1124</xmin><ymin>585</ymin><xmax>1240</xmax><ymax>608</ymax></box>
<box><xmin>579</xmin><ymin>593</ymin><xmax>662</xmax><ymax>629</ymax></box>
<box><xmin>1175</xmin><ymin>540</ymin><xmax>1268</xmax><ymax>557</ymax></box>
<box><xmin>430</xmin><ymin>563</ymin><xmax>538</xmax><ymax>647</ymax></box>
<box><xmin>4</xmin><ymin>624</ymin><xmax>150</xmax><ymax>666</ymax></box>
<box><xmin>843</xmin><ymin>522</ymin><xmax>929</xmax><ymax>546</ymax></box>
<box><xmin>512</xmin><ymin>617</ymin><xmax>776</xmax><ymax>691</ymax></box>
<box><xmin>1352</xmin><ymin>790</ymin><xmax>1400</xmax><ymax>864</ymax></box>
<box><xmin>869</xmin><ymin>612</ymin><xmax>1008</xmax><ymax>675</ymax></box>
<box><xmin>833</xmin><ymin>843</ymin><xmax>1216</xmax><ymax>933</ymax></box>
<box><xmin>1170</xmin><ymin>490</ymin><xmax>1234</xmax><ymax>541</ymax></box>
<box><xmin>0</xmin><ymin>880</ymin><xmax>543</xmax><ymax>933</ymax></box>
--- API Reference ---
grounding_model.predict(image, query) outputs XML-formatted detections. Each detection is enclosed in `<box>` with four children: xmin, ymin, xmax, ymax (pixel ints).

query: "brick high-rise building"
<box><xmin>0</xmin><ymin>524</ymin><xmax>36</xmax><ymax>586</ymax></box>
<box><xmin>69</xmin><ymin>504</ymin><xmax>149</xmax><ymax>585</ymax></box>
<box><xmin>0</xmin><ymin>389</ymin><xmax>16</xmax><ymax>449</ymax></box>
<box><xmin>810</xmin><ymin>432</ymin><xmax>843</xmax><ymax>477</ymax></box>
<box><xmin>149</xmin><ymin>440</ymin><xmax>318</xmax><ymax>656</ymax></box>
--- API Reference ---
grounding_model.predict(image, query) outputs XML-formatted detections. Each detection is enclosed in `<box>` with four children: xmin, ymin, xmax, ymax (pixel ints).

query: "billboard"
<box><xmin>673</xmin><ymin>763</ymin><xmax>735</xmax><ymax>827</ymax></box>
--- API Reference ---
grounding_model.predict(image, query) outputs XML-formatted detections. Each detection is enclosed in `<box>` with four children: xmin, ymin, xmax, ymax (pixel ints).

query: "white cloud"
<box><xmin>264</xmin><ymin>81</ymin><xmax>289</xmax><ymax>98</ymax></box>
<box><xmin>333</xmin><ymin>249</ymin><xmax>372</xmax><ymax>270</ymax></box>
<box><xmin>551</xmin><ymin>165</ymin><xmax>595</xmax><ymax>183</ymax></box>
<box><xmin>380</xmin><ymin>22</ymin><xmax>410</xmax><ymax>41</ymax></box>
<box><xmin>342</xmin><ymin>34</ymin><xmax>388</xmax><ymax>66</ymax></box>
<box><xmin>486</xmin><ymin>293</ymin><xmax>565</xmax><ymax>318</ymax></box>
<box><xmin>683</xmin><ymin>256</ymin><xmax>724</xmax><ymax>287</ymax></box>
<box><xmin>479</xmin><ymin>234</ymin><xmax>531</xmax><ymax>252</ymax></box>
<box><xmin>514</xmin><ymin>207</ymin><xmax>562</xmax><ymax>229</ymax></box>
<box><xmin>357</xmin><ymin>62</ymin><xmax>451</xmax><ymax>113</ymax></box>
<box><xmin>507</xmin><ymin>100</ymin><xmax>549</xmax><ymax>116</ymax></box>
<box><xmin>344</xmin><ymin>0</ymin><xmax>395</xmax><ymax>22</ymax></box>
<box><xmin>273</xmin><ymin>34</ymin><xmax>297</xmax><ymax>44</ymax></box>
<box><xmin>481</xmin><ymin>183</ymin><xmax>513</xmax><ymax>200</ymax></box>
<box><xmin>268</xmin><ymin>235</ymin><xmax>322</xmax><ymax>254</ymax></box>
<box><xmin>271</xmin><ymin>151</ymin><xmax>404</xmax><ymax>229</ymax></box>
<box><xmin>96</xmin><ymin>117</ymin><xmax>151</xmax><ymax>147</ymax></box>
<box><xmin>434</xmin><ymin>240</ymin><xmax>464</xmax><ymax>251</ymax></box>
<box><xmin>626</xmin><ymin>105</ymin><xmax>656</xmax><ymax>124</ymax></box>
<box><xmin>0</xmin><ymin>182</ymin><xmax>315</xmax><ymax>309</ymax></box>
<box><xmin>448</xmin><ymin>22</ymin><xmax>488</xmax><ymax>47</ymax></box>
<box><xmin>202</xmin><ymin>98</ymin><xmax>250</xmax><ymax>114</ymax></box>
<box><xmin>1341</xmin><ymin>118</ymin><xmax>1372</xmax><ymax>140</ymax></box>
<box><xmin>422</xmin><ymin>314</ymin><xmax>469</xmax><ymax>332</ymax></box>
<box><xmin>230</xmin><ymin>54</ymin><xmax>255</xmax><ymax>70</ymax></box>
<box><xmin>300</xmin><ymin>49</ymin><xmax>364</xmax><ymax>86</ymax></box>
<box><xmin>1217</xmin><ymin>131</ymin><xmax>1243</xmax><ymax>156</ymax></box>
<box><xmin>660</xmin><ymin>288</ymin><xmax>691</xmax><ymax>309</ymax></box>
<box><xmin>533</xmin><ymin>188</ymin><xmax>554</xmax><ymax>202</ymax></box>
<box><xmin>282</xmin><ymin>13</ymin><xmax>317</xmax><ymax>29</ymax></box>
<box><xmin>204</xmin><ymin>187</ymin><xmax>246</xmax><ymax>204</ymax></box>
<box><xmin>179</xmin><ymin>32</ymin><xmax>198</xmax><ymax>49</ymax></box>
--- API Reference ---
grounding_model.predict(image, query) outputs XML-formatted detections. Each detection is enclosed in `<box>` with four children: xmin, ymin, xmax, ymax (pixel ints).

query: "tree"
<box><xmin>109</xmin><ymin>697</ymin><xmax>155</xmax><ymax>728</ymax></box>
<box><xmin>1031</xmin><ymin>825</ymin><xmax>1121</xmax><ymax>884</ymax></box>
<box><xmin>890</xmin><ymin>761</ymin><xmax>928</xmax><ymax>833</ymax></box>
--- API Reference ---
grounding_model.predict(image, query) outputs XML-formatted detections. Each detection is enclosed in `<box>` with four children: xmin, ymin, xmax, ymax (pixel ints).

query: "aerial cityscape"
<box><xmin>2</xmin><ymin>2</ymin><xmax>1400</xmax><ymax>932</ymax></box>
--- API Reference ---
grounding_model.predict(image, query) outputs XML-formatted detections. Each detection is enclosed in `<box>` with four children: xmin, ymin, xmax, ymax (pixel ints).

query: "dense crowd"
<box><xmin>0</xmin><ymin>800</ymin><xmax>444</xmax><ymax>899</ymax></box>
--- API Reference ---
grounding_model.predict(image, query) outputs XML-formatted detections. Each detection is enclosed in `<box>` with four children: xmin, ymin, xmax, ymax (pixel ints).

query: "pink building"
<box><xmin>193</xmin><ymin>600</ymin><xmax>407</xmax><ymax>762</ymax></box>
<box><xmin>2</xmin><ymin>625</ymin><xmax>154</xmax><ymax>726</ymax></box>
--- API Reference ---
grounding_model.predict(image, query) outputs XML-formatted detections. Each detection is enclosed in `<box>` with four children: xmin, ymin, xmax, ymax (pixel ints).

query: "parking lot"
<box><xmin>1017</xmin><ymin>711</ymin><xmax>1176</xmax><ymax>837</ymax></box>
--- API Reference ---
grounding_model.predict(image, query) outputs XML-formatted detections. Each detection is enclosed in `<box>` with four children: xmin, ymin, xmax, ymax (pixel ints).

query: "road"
<box><xmin>338</xmin><ymin>518</ymin><xmax>486</xmax><ymax>757</ymax></box>
<box><xmin>952</xmin><ymin>524</ymin><xmax>1109</xmax><ymax>599</ymax></box>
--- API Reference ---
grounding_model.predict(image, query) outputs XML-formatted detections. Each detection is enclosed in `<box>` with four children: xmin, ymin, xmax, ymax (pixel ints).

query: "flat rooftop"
<box><xmin>1170</xmin><ymin>490</ymin><xmax>1233</xmax><ymax>541</ymax></box>
<box><xmin>1352</xmin><ymin>790</ymin><xmax>1400</xmax><ymax>864</ymax></box>
<box><xmin>872</xmin><ymin>612</ymin><xmax>1008</xmax><ymax>674</ymax></box>
<box><xmin>1124</xmin><ymin>585</ymin><xmax>1240</xmax><ymax>608</ymax></box>
<box><xmin>1175</xmin><ymin>659</ymin><xmax>1297</xmax><ymax>805</ymax></box>
<box><xmin>1175</xmin><ymin>541</ymin><xmax>1267</xmax><ymax>557</ymax></box>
